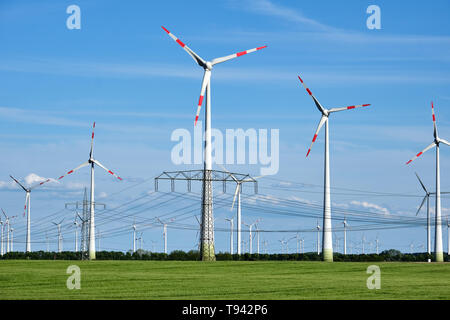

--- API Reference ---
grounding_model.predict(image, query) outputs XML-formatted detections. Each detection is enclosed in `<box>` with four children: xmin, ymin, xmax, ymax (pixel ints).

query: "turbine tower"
<box><xmin>244</xmin><ymin>219</ymin><xmax>260</xmax><ymax>254</ymax></box>
<box><xmin>406</xmin><ymin>102</ymin><xmax>450</xmax><ymax>262</ymax></box>
<box><xmin>73</xmin><ymin>213</ymin><xmax>80</xmax><ymax>252</ymax></box>
<box><xmin>9</xmin><ymin>175</ymin><xmax>50</xmax><ymax>252</ymax></box>
<box><xmin>298</xmin><ymin>75</ymin><xmax>370</xmax><ymax>262</ymax></box>
<box><xmin>316</xmin><ymin>220</ymin><xmax>321</xmax><ymax>255</ymax></box>
<box><xmin>56</xmin><ymin>122</ymin><xmax>122</xmax><ymax>260</ymax></box>
<box><xmin>343</xmin><ymin>217</ymin><xmax>348</xmax><ymax>255</ymax></box>
<box><xmin>156</xmin><ymin>217</ymin><xmax>174</xmax><ymax>254</ymax></box>
<box><xmin>9</xmin><ymin>227</ymin><xmax>14</xmax><ymax>251</ymax></box>
<box><xmin>225</xmin><ymin>217</ymin><xmax>234</xmax><ymax>254</ymax></box>
<box><xmin>53</xmin><ymin>219</ymin><xmax>64</xmax><ymax>253</ymax></box>
<box><xmin>0</xmin><ymin>219</ymin><xmax>3</xmax><ymax>256</ymax></box>
<box><xmin>132</xmin><ymin>220</ymin><xmax>137</xmax><ymax>253</ymax></box>
<box><xmin>162</xmin><ymin>26</ymin><xmax>266</xmax><ymax>261</ymax></box>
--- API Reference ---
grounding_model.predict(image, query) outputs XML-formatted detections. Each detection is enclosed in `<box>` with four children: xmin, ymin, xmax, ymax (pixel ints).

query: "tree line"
<box><xmin>0</xmin><ymin>249</ymin><xmax>448</xmax><ymax>262</ymax></box>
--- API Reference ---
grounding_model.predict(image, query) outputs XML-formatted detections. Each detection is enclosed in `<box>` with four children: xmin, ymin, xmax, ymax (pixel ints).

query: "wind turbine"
<box><xmin>225</xmin><ymin>217</ymin><xmax>234</xmax><ymax>254</ymax></box>
<box><xmin>343</xmin><ymin>217</ymin><xmax>348</xmax><ymax>255</ymax></box>
<box><xmin>56</xmin><ymin>122</ymin><xmax>122</xmax><ymax>260</ymax></box>
<box><xmin>73</xmin><ymin>213</ymin><xmax>80</xmax><ymax>252</ymax></box>
<box><xmin>316</xmin><ymin>220</ymin><xmax>321</xmax><ymax>255</ymax></box>
<box><xmin>298</xmin><ymin>75</ymin><xmax>370</xmax><ymax>262</ymax></box>
<box><xmin>278</xmin><ymin>239</ymin><xmax>287</xmax><ymax>254</ymax></box>
<box><xmin>53</xmin><ymin>219</ymin><xmax>64</xmax><ymax>253</ymax></box>
<box><xmin>1</xmin><ymin>209</ymin><xmax>16</xmax><ymax>253</ymax></box>
<box><xmin>220</xmin><ymin>164</ymin><xmax>261</xmax><ymax>256</ymax></box>
<box><xmin>0</xmin><ymin>218</ymin><xmax>3</xmax><ymax>256</ymax></box>
<box><xmin>406</xmin><ymin>102</ymin><xmax>450</xmax><ymax>262</ymax></box>
<box><xmin>447</xmin><ymin>216</ymin><xmax>449</xmax><ymax>256</ymax></box>
<box><xmin>9</xmin><ymin>227</ymin><xmax>14</xmax><ymax>252</ymax></box>
<box><xmin>162</xmin><ymin>26</ymin><xmax>266</xmax><ymax>261</ymax></box>
<box><xmin>9</xmin><ymin>175</ymin><xmax>50</xmax><ymax>252</ymax></box>
<box><xmin>156</xmin><ymin>217</ymin><xmax>174</xmax><ymax>254</ymax></box>
<box><xmin>132</xmin><ymin>219</ymin><xmax>137</xmax><ymax>253</ymax></box>
<box><xmin>244</xmin><ymin>219</ymin><xmax>260</xmax><ymax>254</ymax></box>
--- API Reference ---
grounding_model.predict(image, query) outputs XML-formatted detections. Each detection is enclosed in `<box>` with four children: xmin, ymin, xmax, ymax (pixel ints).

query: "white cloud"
<box><xmin>350</xmin><ymin>200</ymin><xmax>390</xmax><ymax>216</ymax></box>
<box><xmin>240</xmin><ymin>0</ymin><xmax>334</xmax><ymax>32</ymax></box>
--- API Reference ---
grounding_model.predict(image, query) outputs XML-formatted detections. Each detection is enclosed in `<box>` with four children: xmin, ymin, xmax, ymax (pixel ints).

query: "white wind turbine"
<box><xmin>156</xmin><ymin>217</ymin><xmax>174</xmax><ymax>254</ymax></box>
<box><xmin>56</xmin><ymin>122</ymin><xmax>123</xmax><ymax>260</ymax></box>
<box><xmin>413</xmin><ymin>172</ymin><xmax>450</xmax><ymax>256</ymax></box>
<box><xmin>9</xmin><ymin>175</ymin><xmax>50</xmax><ymax>252</ymax></box>
<box><xmin>406</xmin><ymin>102</ymin><xmax>450</xmax><ymax>262</ymax></box>
<box><xmin>1</xmin><ymin>209</ymin><xmax>17</xmax><ymax>253</ymax></box>
<box><xmin>316</xmin><ymin>220</ymin><xmax>321</xmax><ymax>255</ymax></box>
<box><xmin>343</xmin><ymin>217</ymin><xmax>348</xmax><ymax>255</ymax></box>
<box><xmin>225</xmin><ymin>217</ymin><xmax>234</xmax><ymax>255</ymax></box>
<box><xmin>53</xmin><ymin>219</ymin><xmax>64</xmax><ymax>253</ymax></box>
<box><xmin>73</xmin><ymin>212</ymin><xmax>80</xmax><ymax>252</ymax></box>
<box><xmin>298</xmin><ymin>75</ymin><xmax>370</xmax><ymax>262</ymax></box>
<box><xmin>162</xmin><ymin>26</ymin><xmax>266</xmax><ymax>261</ymax></box>
<box><xmin>244</xmin><ymin>219</ymin><xmax>260</xmax><ymax>254</ymax></box>
<box><xmin>0</xmin><ymin>219</ymin><xmax>3</xmax><ymax>256</ymax></box>
<box><xmin>132</xmin><ymin>219</ymin><xmax>137</xmax><ymax>253</ymax></box>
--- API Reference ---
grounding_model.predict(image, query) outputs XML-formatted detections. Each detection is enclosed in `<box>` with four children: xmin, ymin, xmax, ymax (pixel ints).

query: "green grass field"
<box><xmin>0</xmin><ymin>260</ymin><xmax>449</xmax><ymax>299</ymax></box>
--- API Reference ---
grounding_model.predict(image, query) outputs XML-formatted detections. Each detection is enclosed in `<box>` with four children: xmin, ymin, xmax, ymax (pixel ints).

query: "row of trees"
<box><xmin>1</xmin><ymin>249</ymin><xmax>448</xmax><ymax>262</ymax></box>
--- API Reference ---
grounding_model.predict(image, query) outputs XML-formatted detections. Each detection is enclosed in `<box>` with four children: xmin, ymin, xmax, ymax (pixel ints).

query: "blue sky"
<box><xmin>0</xmin><ymin>0</ymin><xmax>449</xmax><ymax>254</ymax></box>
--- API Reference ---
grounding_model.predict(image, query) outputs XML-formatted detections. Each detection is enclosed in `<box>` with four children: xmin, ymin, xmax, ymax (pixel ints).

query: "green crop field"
<box><xmin>0</xmin><ymin>260</ymin><xmax>449</xmax><ymax>300</ymax></box>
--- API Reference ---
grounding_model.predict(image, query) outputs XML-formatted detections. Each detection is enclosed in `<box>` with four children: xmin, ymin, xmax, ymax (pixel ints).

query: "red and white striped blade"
<box><xmin>329</xmin><ymin>104</ymin><xmax>371</xmax><ymax>113</ymax></box>
<box><xmin>211</xmin><ymin>45</ymin><xmax>267</xmax><ymax>66</ymax></box>
<box><xmin>9</xmin><ymin>175</ymin><xmax>27</xmax><ymax>192</ymax></box>
<box><xmin>23</xmin><ymin>192</ymin><xmax>30</xmax><ymax>217</ymax></box>
<box><xmin>431</xmin><ymin>101</ymin><xmax>438</xmax><ymax>138</ymax></box>
<box><xmin>405</xmin><ymin>142</ymin><xmax>436</xmax><ymax>165</ymax></box>
<box><xmin>194</xmin><ymin>70</ymin><xmax>211</xmax><ymax>126</ymax></box>
<box><xmin>90</xmin><ymin>122</ymin><xmax>95</xmax><ymax>158</ymax></box>
<box><xmin>57</xmin><ymin>161</ymin><xmax>90</xmax><ymax>180</ymax></box>
<box><xmin>297</xmin><ymin>75</ymin><xmax>326</xmax><ymax>114</ymax></box>
<box><xmin>92</xmin><ymin>159</ymin><xmax>123</xmax><ymax>181</ymax></box>
<box><xmin>306</xmin><ymin>115</ymin><xmax>327</xmax><ymax>158</ymax></box>
<box><xmin>29</xmin><ymin>178</ymin><xmax>51</xmax><ymax>190</ymax></box>
<box><xmin>161</xmin><ymin>26</ymin><xmax>206</xmax><ymax>67</ymax></box>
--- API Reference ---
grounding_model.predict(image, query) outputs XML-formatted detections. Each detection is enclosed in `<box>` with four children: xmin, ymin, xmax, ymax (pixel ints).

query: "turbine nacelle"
<box><xmin>205</xmin><ymin>61</ymin><xmax>213</xmax><ymax>71</ymax></box>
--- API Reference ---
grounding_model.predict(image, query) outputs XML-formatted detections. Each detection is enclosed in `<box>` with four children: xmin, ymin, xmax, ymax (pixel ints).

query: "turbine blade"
<box><xmin>414</xmin><ymin>172</ymin><xmax>428</xmax><ymax>193</ymax></box>
<box><xmin>57</xmin><ymin>161</ymin><xmax>90</xmax><ymax>180</ymax></box>
<box><xmin>416</xmin><ymin>196</ymin><xmax>427</xmax><ymax>216</ymax></box>
<box><xmin>161</xmin><ymin>26</ymin><xmax>206</xmax><ymax>67</ymax></box>
<box><xmin>29</xmin><ymin>178</ymin><xmax>51</xmax><ymax>190</ymax></box>
<box><xmin>306</xmin><ymin>115</ymin><xmax>327</xmax><ymax>157</ymax></box>
<box><xmin>297</xmin><ymin>75</ymin><xmax>326</xmax><ymax>114</ymax></box>
<box><xmin>439</xmin><ymin>138</ymin><xmax>450</xmax><ymax>147</ymax></box>
<box><xmin>218</xmin><ymin>164</ymin><xmax>238</xmax><ymax>182</ymax></box>
<box><xmin>329</xmin><ymin>104</ymin><xmax>371</xmax><ymax>113</ymax></box>
<box><xmin>431</xmin><ymin>101</ymin><xmax>438</xmax><ymax>138</ymax></box>
<box><xmin>194</xmin><ymin>69</ymin><xmax>211</xmax><ymax>126</ymax></box>
<box><xmin>211</xmin><ymin>45</ymin><xmax>267</xmax><ymax>65</ymax></box>
<box><xmin>231</xmin><ymin>184</ymin><xmax>240</xmax><ymax>211</ymax></box>
<box><xmin>90</xmin><ymin>122</ymin><xmax>95</xmax><ymax>158</ymax></box>
<box><xmin>406</xmin><ymin>142</ymin><xmax>436</xmax><ymax>165</ymax></box>
<box><xmin>9</xmin><ymin>175</ymin><xmax>27</xmax><ymax>192</ymax></box>
<box><xmin>23</xmin><ymin>192</ymin><xmax>30</xmax><ymax>217</ymax></box>
<box><xmin>92</xmin><ymin>159</ymin><xmax>123</xmax><ymax>181</ymax></box>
